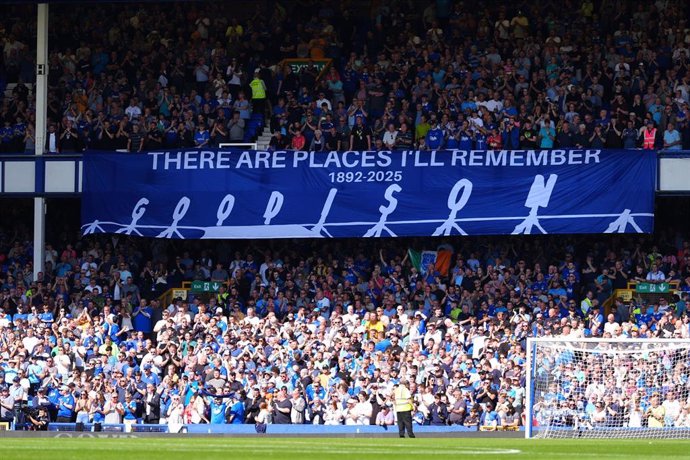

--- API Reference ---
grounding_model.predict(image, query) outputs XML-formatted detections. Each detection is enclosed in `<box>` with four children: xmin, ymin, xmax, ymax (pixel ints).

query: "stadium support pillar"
<box><xmin>33</xmin><ymin>3</ymin><xmax>49</xmax><ymax>281</ymax></box>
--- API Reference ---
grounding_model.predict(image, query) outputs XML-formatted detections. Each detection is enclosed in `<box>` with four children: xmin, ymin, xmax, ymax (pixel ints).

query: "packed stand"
<box><xmin>0</xmin><ymin>0</ymin><xmax>689</xmax><ymax>154</ymax></box>
<box><xmin>1</xmin><ymin>220</ymin><xmax>690</xmax><ymax>429</ymax></box>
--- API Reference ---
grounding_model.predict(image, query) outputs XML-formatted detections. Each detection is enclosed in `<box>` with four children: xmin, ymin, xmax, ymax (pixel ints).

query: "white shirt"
<box><xmin>104</xmin><ymin>400</ymin><xmax>123</xmax><ymax>424</ymax></box>
<box><xmin>125</xmin><ymin>105</ymin><xmax>142</xmax><ymax>120</ymax></box>
<box><xmin>354</xmin><ymin>401</ymin><xmax>373</xmax><ymax>424</ymax></box>
<box><xmin>603</xmin><ymin>321</ymin><xmax>620</xmax><ymax>336</ymax></box>
<box><xmin>484</xmin><ymin>99</ymin><xmax>503</xmax><ymax>113</ymax></box>
<box><xmin>646</xmin><ymin>270</ymin><xmax>666</xmax><ymax>282</ymax></box>
<box><xmin>48</xmin><ymin>132</ymin><xmax>58</xmax><ymax>152</ymax></box>
<box><xmin>316</xmin><ymin>98</ymin><xmax>332</xmax><ymax>111</ymax></box>
<box><xmin>22</xmin><ymin>336</ymin><xmax>40</xmax><ymax>354</ymax></box>
<box><xmin>382</xmin><ymin>130</ymin><xmax>398</xmax><ymax>147</ymax></box>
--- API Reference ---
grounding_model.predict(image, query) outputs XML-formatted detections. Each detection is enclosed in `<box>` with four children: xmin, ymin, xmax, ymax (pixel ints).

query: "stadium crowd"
<box><xmin>0</xmin><ymin>216</ymin><xmax>690</xmax><ymax>430</ymax></box>
<box><xmin>0</xmin><ymin>0</ymin><xmax>689</xmax><ymax>153</ymax></box>
<box><xmin>1</xmin><ymin>0</ymin><xmax>690</xmax><ymax>433</ymax></box>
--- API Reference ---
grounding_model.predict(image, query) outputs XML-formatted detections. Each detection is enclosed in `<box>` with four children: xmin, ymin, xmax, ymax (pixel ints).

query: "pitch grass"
<box><xmin>1</xmin><ymin>437</ymin><xmax>690</xmax><ymax>459</ymax></box>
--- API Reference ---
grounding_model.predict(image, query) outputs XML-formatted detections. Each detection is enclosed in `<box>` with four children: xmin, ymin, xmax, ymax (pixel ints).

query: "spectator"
<box><xmin>663</xmin><ymin>123</ymin><xmax>683</xmax><ymax>150</ymax></box>
<box><xmin>127</xmin><ymin>124</ymin><xmax>144</xmax><ymax>153</ymax></box>
<box><xmin>249</xmin><ymin>69</ymin><xmax>267</xmax><ymax>118</ymax></box>
<box><xmin>227</xmin><ymin>111</ymin><xmax>245</xmax><ymax>142</ymax></box>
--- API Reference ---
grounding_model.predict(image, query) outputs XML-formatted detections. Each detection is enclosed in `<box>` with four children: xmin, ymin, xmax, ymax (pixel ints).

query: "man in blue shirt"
<box><xmin>0</xmin><ymin>121</ymin><xmax>14</xmax><ymax>152</ymax></box>
<box><xmin>228</xmin><ymin>393</ymin><xmax>246</xmax><ymax>424</ymax></box>
<box><xmin>538</xmin><ymin>121</ymin><xmax>556</xmax><ymax>148</ymax></box>
<box><xmin>132</xmin><ymin>299</ymin><xmax>153</xmax><ymax>335</ymax></box>
<box><xmin>194</xmin><ymin>124</ymin><xmax>211</xmax><ymax>148</ymax></box>
<box><xmin>140</xmin><ymin>364</ymin><xmax>160</xmax><ymax>386</ymax></box>
<box><xmin>663</xmin><ymin>122</ymin><xmax>682</xmax><ymax>150</ymax></box>
<box><xmin>458</xmin><ymin>122</ymin><xmax>473</xmax><ymax>150</ymax></box>
<box><xmin>209</xmin><ymin>396</ymin><xmax>229</xmax><ymax>424</ymax></box>
<box><xmin>425</xmin><ymin>122</ymin><xmax>445</xmax><ymax>149</ymax></box>
<box><xmin>305</xmin><ymin>380</ymin><xmax>326</xmax><ymax>402</ymax></box>
<box><xmin>56</xmin><ymin>385</ymin><xmax>75</xmax><ymax>423</ymax></box>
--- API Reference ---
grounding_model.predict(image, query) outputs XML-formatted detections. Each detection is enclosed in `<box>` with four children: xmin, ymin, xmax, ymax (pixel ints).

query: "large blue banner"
<box><xmin>81</xmin><ymin>149</ymin><xmax>656</xmax><ymax>239</ymax></box>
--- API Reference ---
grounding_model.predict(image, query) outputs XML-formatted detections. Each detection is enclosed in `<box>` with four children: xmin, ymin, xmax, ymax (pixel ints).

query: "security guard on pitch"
<box><xmin>393</xmin><ymin>380</ymin><xmax>415</xmax><ymax>438</ymax></box>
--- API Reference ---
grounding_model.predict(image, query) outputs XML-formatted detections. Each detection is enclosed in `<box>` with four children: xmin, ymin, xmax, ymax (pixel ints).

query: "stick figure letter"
<box><xmin>433</xmin><ymin>179</ymin><xmax>473</xmax><ymax>236</ymax></box>
<box><xmin>157</xmin><ymin>197</ymin><xmax>191</xmax><ymax>238</ymax></box>
<box><xmin>363</xmin><ymin>184</ymin><xmax>402</xmax><ymax>237</ymax></box>
<box><xmin>116</xmin><ymin>198</ymin><xmax>149</xmax><ymax>235</ymax></box>
<box><xmin>512</xmin><ymin>174</ymin><xmax>558</xmax><ymax>235</ymax></box>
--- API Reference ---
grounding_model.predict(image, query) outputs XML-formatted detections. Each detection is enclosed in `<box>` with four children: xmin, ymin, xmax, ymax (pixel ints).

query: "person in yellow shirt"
<box><xmin>646</xmin><ymin>393</ymin><xmax>665</xmax><ymax>428</ymax></box>
<box><xmin>225</xmin><ymin>18</ymin><xmax>243</xmax><ymax>44</ymax></box>
<box><xmin>415</xmin><ymin>114</ymin><xmax>431</xmax><ymax>142</ymax></box>
<box><xmin>249</xmin><ymin>69</ymin><xmax>267</xmax><ymax>117</ymax></box>
<box><xmin>393</xmin><ymin>380</ymin><xmax>415</xmax><ymax>438</ymax></box>
<box><xmin>364</xmin><ymin>312</ymin><xmax>384</xmax><ymax>340</ymax></box>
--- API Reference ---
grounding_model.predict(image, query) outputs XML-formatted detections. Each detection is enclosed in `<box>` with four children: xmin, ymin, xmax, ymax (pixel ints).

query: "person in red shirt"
<box><xmin>291</xmin><ymin>129</ymin><xmax>306</xmax><ymax>150</ymax></box>
<box><xmin>488</xmin><ymin>127</ymin><xmax>503</xmax><ymax>149</ymax></box>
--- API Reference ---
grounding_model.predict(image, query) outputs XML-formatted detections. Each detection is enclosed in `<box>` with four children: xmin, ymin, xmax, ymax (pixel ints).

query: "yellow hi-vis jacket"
<box><xmin>393</xmin><ymin>384</ymin><xmax>413</xmax><ymax>412</ymax></box>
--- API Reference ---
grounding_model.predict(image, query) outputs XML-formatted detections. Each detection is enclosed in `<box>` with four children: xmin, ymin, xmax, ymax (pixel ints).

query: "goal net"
<box><xmin>525</xmin><ymin>338</ymin><xmax>690</xmax><ymax>439</ymax></box>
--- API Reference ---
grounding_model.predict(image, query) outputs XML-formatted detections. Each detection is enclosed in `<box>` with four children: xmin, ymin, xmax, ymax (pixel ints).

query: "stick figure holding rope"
<box><xmin>604</xmin><ymin>209</ymin><xmax>643</xmax><ymax>233</ymax></box>
<box><xmin>512</xmin><ymin>174</ymin><xmax>558</xmax><ymax>235</ymax></box>
<box><xmin>82</xmin><ymin>220</ymin><xmax>105</xmax><ymax>235</ymax></box>
<box><xmin>216</xmin><ymin>194</ymin><xmax>235</xmax><ymax>226</ymax></box>
<box><xmin>116</xmin><ymin>198</ymin><xmax>149</xmax><ymax>236</ymax></box>
<box><xmin>364</xmin><ymin>184</ymin><xmax>402</xmax><ymax>237</ymax></box>
<box><xmin>157</xmin><ymin>197</ymin><xmax>191</xmax><ymax>238</ymax></box>
<box><xmin>433</xmin><ymin>179</ymin><xmax>472</xmax><ymax>236</ymax></box>
<box><xmin>310</xmin><ymin>188</ymin><xmax>337</xmax><ymax>237</ymax></box>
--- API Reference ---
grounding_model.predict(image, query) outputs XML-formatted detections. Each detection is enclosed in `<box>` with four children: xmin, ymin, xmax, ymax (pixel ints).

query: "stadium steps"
<box><xmin>256</xmin><ymin>126</ymin><xmax>273</xmax><ymax>150</ymax></box>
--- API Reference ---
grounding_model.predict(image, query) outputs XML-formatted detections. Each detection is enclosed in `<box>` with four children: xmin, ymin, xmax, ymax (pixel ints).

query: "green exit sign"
<box><xmin>191</xmin><ymin>281</ymin><xmax>224</xmax><ymax>293</ymax></box>
<box><xmin>636</xmin><ymin>282</ymin><xmax>670</xmax><ymax>294</ymax></box>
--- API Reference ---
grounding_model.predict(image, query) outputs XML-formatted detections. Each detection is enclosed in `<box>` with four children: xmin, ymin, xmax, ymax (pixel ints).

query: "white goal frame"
<box><xmin>525</xmin><ymin>337</ymin><xmax>690</xmax><ymax>439</ymax></box>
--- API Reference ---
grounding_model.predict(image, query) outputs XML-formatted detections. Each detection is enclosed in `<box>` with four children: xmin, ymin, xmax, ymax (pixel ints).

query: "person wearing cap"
<box><xmin>167</xmin><ymin>393</ymin><xmax>185</xmax><ymax>427</ymax></box>
<box><xmin>0</xmin><ymin>386</ymin><xmax>15</xmax><ymax>425</ymax></box>
<box><xmin>55</xmin><ymin>385</ymin><xmax>75</xmax><ymax>423</ymax></box>
<box><xmin>343</xmin><ymin>398</ymin><xmax>359</xmax><ymax>425</ymax></box>
<box><xmin>8</xmin><ymin>376</ymin><xmax>25</xmax><ymax>406</ymax></box>
<box><xmin>376</xmin><ymin>403</ymin><xmax>395</xmax><ymax>426</ymax></box>
<box><xmin>393</xmin><ymin>380</ymin><xmax>415</xmax><ymax>438</ymax></box>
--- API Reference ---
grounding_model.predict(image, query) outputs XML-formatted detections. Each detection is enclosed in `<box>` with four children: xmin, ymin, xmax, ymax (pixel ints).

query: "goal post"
<box><xmin>525</xmin><ymin>338</ymin><xmax>690</xmax><ymax>439</ymax></box>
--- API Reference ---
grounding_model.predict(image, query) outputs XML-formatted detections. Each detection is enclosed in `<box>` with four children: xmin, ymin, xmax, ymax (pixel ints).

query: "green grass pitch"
<box><xmin>1</xmin><ymin>437</ymin><xmax>689</xmax><ymax>459</ymax></box>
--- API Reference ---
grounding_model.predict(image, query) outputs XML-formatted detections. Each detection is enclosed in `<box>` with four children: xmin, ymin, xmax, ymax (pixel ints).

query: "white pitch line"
<box><xmin>4</xmin><ymin>443</ymin><xmax>521</xmax><ymax>456</ymax></box>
